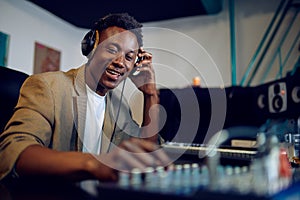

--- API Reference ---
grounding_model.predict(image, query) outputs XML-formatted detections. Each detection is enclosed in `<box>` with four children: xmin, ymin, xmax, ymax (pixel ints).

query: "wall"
<box><xmin>0</xmin><ymin>0</ymin><xmax>87</xmax><ymax>75</ymax></box>
<box><xmin>143</xmin><ymin>0</ymin><xmax>282</xmax><ymax>88</ymax></box>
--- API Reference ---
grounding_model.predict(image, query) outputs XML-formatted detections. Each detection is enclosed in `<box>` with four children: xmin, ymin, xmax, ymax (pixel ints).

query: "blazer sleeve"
<box><xmin>0</xmin><ymin>74</ymin><xmax>55</xmax><ymax>180</ymax></box>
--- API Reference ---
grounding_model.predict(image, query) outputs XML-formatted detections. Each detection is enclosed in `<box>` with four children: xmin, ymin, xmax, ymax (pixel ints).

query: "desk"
<box><xmin>1</xmin><ymin>176</ymin><xmax>300</xmax><ymax>200</ymax></box>
<box><xmin>0</xmin><ymin>178</ymin><xmax>97</xmax><ymax>200</ymax></box>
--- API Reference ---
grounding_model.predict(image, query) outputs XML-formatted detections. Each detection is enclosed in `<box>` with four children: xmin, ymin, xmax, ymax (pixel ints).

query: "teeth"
<box><xmin>107</xmin><ymin>69</ymin><xmax>120</xmax><ymax>75</ymax></box>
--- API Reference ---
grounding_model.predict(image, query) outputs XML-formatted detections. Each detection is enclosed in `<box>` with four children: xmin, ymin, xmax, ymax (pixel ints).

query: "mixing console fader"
<box><xmin>97</xmin><ymin>162</ymin><xmax>295</xmax><ymax>200</ymax></box>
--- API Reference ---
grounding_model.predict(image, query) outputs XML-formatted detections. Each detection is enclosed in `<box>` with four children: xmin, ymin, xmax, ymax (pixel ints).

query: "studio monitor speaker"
<box><xmin>291</xmin><ymin>86</ymin><xmax>300</xmax><ymax>104</ymax></box>
<box><xmin>268</xmin><ymin>82</ymin><xmax>287</xmax><ymax>113</ymax></box>
<box><xmin>255</xmin><ymin>69</ymin><xmax>300</xmax><ymax>120</ymax></box>
<box><xmin>286</xmin><ymin>71</ymin><xmax>300</xmax><ymax>118</ymax></box>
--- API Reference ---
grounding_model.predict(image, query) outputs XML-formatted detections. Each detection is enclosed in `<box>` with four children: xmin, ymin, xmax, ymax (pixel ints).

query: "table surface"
<box><xmin>1</xmin><ymin>176</ymin><xmax>300</xmax><ymax>200</ymax></box>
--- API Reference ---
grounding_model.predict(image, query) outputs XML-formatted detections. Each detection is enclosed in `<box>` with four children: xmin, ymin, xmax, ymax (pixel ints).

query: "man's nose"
<box><xmin>113</xmin><ymin>54</ymin><xmax>125</xmax><ymax>68</ymax></box>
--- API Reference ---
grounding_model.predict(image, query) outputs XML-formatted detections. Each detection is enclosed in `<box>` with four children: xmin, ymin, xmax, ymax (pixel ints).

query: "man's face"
<box><xmin>86</xmin><ymin>26</ymin><xmax>139</xmax><ymax>95</ymax></box>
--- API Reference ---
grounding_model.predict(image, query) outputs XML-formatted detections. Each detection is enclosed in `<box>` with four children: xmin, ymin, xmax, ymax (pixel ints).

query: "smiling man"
<box><xmin>0</xmin><ymin>13</ymin><xmax>169</xmax><ymax>182</ymax></box>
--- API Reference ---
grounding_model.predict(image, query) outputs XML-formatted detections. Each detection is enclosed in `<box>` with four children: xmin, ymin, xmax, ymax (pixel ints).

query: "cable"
<box><xmin>107</xmin><ymin>78</ymin><xmax>127</xmax><ymax>152</ymax></box>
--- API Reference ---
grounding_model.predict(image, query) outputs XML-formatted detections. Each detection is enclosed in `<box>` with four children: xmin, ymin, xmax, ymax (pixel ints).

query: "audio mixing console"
<box><xmin>97</xmin><ymin>136</ymin><xmax>300</xmax><ymax>200</ymax></box>
<box><xmin>97</xmin><ymin>162</ymin><xmax>299</xmax><ymax>200</ymax></box>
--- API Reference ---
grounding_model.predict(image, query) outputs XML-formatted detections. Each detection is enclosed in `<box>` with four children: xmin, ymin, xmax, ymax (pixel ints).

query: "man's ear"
<box><xmin>93</xmin><ymin>30</ymin><xmax>99</xmax><ymax>49</ymax></box>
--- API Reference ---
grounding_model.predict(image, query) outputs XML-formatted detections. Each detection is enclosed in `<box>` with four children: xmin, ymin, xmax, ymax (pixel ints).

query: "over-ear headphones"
<box><xmin>81</xmin><ymin>29</ymin><xmax>99</xmax><ymax>56</ymax></box>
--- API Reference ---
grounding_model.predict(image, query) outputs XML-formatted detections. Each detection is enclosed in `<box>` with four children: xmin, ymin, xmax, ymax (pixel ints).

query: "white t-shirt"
<box><xmin>82</xmin><ymin>85</ymin><xmax>106</xmax><ymax>154</ymax></box>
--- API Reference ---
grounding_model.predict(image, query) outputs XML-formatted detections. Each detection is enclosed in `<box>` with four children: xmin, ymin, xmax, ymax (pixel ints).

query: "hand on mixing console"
<box><xmin>92</xmin><ymin>138</ymin><xmax>171</xmax><ymax>181</ymax></box>
<box><xmin>117</xmin><ymin>138</ymin><xmax>171</xmax><ymax>169</ymax></box>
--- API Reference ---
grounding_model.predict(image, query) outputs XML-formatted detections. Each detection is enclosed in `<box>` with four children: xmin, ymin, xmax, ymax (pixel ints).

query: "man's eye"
<box><xmin>107</xmin><ymin>48</ymin><xmax>117</xmax><ymax>54</ymax></box>
<box><xmin>126</xmin><ymin>55</ymin><xmax>134</xmax><ymax>61</ymax></box>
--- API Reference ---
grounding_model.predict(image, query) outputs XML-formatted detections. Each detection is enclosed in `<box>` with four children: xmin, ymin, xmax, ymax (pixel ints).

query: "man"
<box><xmin>0</xmin><ymin>13</ymin><xmax>169</xmax><ymax>182</ymax></box>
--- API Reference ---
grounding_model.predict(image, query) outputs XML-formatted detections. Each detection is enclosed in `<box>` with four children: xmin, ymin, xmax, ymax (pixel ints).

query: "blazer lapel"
<box><xmin>73</xmin><ymin>65</ymin><xmax>87</xmax><ymax>152</ymax></box>
<box><xmin>73</xmin><ymin>96</ymin><xmax>87</xmax><ymax>151</ymax></box>
<box><xmin>101</xmin><ymin>92</ymin><xmax>115</xmax><ymax>153</ymax></box>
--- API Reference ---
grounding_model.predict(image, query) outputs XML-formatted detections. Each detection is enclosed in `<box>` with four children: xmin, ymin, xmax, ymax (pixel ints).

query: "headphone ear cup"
<box><xmin>81</xmin><ymin>30</ymin><xmax>96</xmax><ymax>56</ymax></box>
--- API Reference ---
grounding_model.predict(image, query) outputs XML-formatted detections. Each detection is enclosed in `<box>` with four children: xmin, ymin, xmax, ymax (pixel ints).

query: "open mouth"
<box><xmin>106</xmin><ymin>68</ymin><xmax>124</xmax><ymax>77</ymax></box>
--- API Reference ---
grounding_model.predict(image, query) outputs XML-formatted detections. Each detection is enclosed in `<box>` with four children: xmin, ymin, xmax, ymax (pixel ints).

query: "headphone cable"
<box><xmin>107</xmin><ymin>78</ymin><xmax>126</xmax><ymax>152</ymax></box>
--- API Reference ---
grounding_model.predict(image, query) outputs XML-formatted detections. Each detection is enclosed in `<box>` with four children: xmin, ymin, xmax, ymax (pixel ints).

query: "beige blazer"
<box><xmin>0</xmin><ymin>65</ymin><xmax>140</xmax><ymax>180</ymax></box>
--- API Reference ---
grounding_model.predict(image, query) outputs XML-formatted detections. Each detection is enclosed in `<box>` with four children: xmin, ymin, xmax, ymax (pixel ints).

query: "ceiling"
<box><xmin>27</xmin><ymin>0</ymin><xmax>223</xmax><ymax>29</ymax></box>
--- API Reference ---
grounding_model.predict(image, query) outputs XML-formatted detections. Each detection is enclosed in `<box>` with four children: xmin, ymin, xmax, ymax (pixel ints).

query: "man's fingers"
<box><xmin>119</xmin><ymin>138</ymin><xmax>171</xmax><ymax>168</ymax></box>
<box><xmin>117</xmin><ymin>149</ymin><xmax>147</xmax><ymax>171</ymax></box>
<box><xmin>120</xmin><ymin>140</ymin><xmax>159</xmax><ymax>167</ymax></box>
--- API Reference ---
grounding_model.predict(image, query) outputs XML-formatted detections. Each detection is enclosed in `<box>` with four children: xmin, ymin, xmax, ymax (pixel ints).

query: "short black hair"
<box><xmin>93</xmin><ymin>13</ymin><xmax>143</xmax><ymax>47</ymax></box>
